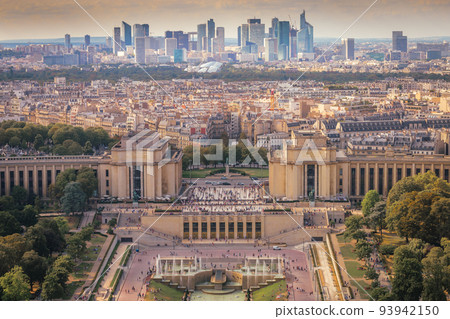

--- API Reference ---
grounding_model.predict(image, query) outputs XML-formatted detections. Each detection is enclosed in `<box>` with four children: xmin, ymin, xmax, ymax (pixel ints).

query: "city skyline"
<box><xmin>1</xmin><ymin>0</ymin><xmax>450</xmax><ymax>41</ymax></box>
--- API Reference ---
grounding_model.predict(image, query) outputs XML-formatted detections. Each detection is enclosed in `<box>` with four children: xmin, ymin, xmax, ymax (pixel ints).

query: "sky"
<box><xmin>0</xmin><ymin>0</ymin><xmax>449</xmax><ymax>41</ymax></box>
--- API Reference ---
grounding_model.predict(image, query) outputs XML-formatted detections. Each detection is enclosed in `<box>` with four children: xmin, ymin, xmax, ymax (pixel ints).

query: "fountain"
<box><xmin>262</xmin><ymin>261</ymin><xmax>266</xmax><ymax>281</ymax></box>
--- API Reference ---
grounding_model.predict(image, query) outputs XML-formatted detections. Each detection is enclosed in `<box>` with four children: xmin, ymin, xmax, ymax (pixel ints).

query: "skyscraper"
<box><xmin>113</xmin><ymin>27</ymin><xmax>121</xmax><ymax>54</ymax></box>
<box><xmin>277</xmin><ymin>21</ymin><xmax>290</xmax><ymax>60</ymax></box>
<box><xmin>271</xmin><ymin>18</ymin><xmax>279</xmax><ymax>38</ymax></box>
<box><xmin>197</xmin><ymin>24</ymin><xmax>206</xmax><ymax>51</ymax></box>
<box><xmin>165</xmin><ymin>38</ymin><xmax>177</xmax><ymax>57</ymax></box>
<box><xmin>135</xmin><ymin>37</ymin><xmax>146</xmax><ymax>64</ymax></box>
<box><xmin>143</xmin><ymin>24</ymin><xmax>150</xmax><ymax>37</ymax></box>
<box><xmin>65</xmin><ymin>34</ymin><xmax>71</xmax><ymax>49</ymax></box>
<box><xmin>216</xmin><ymin>27</ymin><xmax>225</xmax><ymax>52</ymax></box>
<box><xmin>298</xmin><ymin>10</ymin><xmax>314</xmax><ymax>53</ymax></box>
<box><xmin>289</xmin><ymin>29</ymin><xmax>298</xmax><ymax>59</ymax></box>
<box><xmin>343</xmin><ymin>38</ymin><xmax>355</xmax><ymax>60</ymax></box>
<box><xmin>133</xmin><ymin>24</ymin><xmax>145</xmax><ymax>45</ymax></box>
<box><xmin>122</xmin><ymin>21</ymin><xmax>132</xmax><ymax>46</ymax></box>
<box><xmin>240</xmin><ymin>24</ymin><xmax>249</xmax><ymax>48</ymax></box>
<box><xmin>393</xmin><ymin>31</ymin><xmax>408</xmax><ymax>52</ymax></box>
<box><xmin>237</xmin><ymin>26</ymin><xmax>241</xmax><ymax>47</ymax></box>
<box><xmin>264</xmin><ymin>38</ymin><xmax>277</xmax><ymax>62</ymax></box>
<box><xmin>84</xmin><ymin>35</ymin><xmax>90</xmax><ymax>47</ymax></box>
<box><xmin>248</xmin><ymin>19</ymin><xmax>265</xmax><ymax>48</ymax></box>
<box><xmin>207</xmin><ymin>19</ymin><xmax>215</xmax><ymax>52</ymax></box>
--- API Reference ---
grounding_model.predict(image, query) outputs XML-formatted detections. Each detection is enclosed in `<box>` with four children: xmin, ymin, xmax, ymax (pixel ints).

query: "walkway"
<box><xmin>72</xmin><ymin>234</ymin><xmax>114</xmax><ymax>299</ymax></box>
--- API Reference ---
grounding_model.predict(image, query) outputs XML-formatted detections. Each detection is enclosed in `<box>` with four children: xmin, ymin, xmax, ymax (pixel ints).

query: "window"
<box><xmin>106</xmin><ymin>169</ymin><xmax>109</xmax><ymax>177</ymax></box>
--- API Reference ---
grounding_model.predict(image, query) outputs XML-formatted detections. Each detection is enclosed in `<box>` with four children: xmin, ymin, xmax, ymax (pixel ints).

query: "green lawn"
<box><xmin>355</xmin><ymin>280</ymin><xmax>373</xmax><ymax>300</ymax></box>
<box><xmin>344</xmin><ymin>261</ymin><xmax>366</xmax><ymax>278</ymax></box>
<box><xmin>336</xmin><ymin>234</ymin><xmax>349</xmax><ymax>244</ymax></box>
<box><xmin>252</xmin><ymin>280</ymin><xmax>288</xmax><ymax>301</ymax></box>
<box><xmin>340</xmin><ymin>245</ymin><xmax>358</xmax><ymax>260</ymax></box>
<box><xmin>80</xmin><ymin>234</ymin><xmax>106</xmax><ymax>262</ymax></box>
<box><xmin>63</xmin><ymin>280</ymin><xmax>84</xmax><ymax>300</ymax></box>
<box><xmin>145</xmin><ymin>281</ymin><xmax>184</xmax><ymax>301</ymax></box>
<box><xmin>182</xmin><ymin>167</ymin><xmax>268</xmax><ymax>178</ymax></box>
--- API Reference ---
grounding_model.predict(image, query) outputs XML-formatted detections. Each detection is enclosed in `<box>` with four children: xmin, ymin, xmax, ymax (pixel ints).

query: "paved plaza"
<box><xmin>117</xmin><ymin>245</ymin><xmax>315</xmax><ymax>301</ymax></box>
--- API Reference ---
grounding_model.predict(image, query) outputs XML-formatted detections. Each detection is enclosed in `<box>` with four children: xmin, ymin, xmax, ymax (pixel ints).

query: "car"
<box><xmin>272</xmin><ymin>246</ymin><xmax>281</xmax><ymax>250</ymax></box>
<box><xmin>237</xmin><ymin>182</ymin><xmax>244</xmax><ymax>186</ymax></box>
<box><xmin>222</xmin><ymin>182</ymin><xmax>231</xmax><ymax>185</ymax></box>
<box><xmin>221</xmin><ymin>176</ymin><xmax>228</xmax><ymax>180</ymax></box>
<box><xmin>205</xmin><ymin>181</ymin><xmax>212</xmax><ymax>184</ymax></box>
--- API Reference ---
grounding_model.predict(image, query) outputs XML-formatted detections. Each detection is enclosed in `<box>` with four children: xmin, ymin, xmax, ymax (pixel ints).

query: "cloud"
<box><xmin>0</xmin><ymin>0</ymin><xmax>449</xmax><ymax>40</ymax></box>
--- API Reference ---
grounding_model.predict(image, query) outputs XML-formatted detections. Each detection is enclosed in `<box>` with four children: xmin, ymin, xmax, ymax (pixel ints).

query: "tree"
<box><xmin>366</xmin><ymin>200</ymin><xmax>386</xmax><ymax>238</ymax></box>
<box><xmin>0</xmin><ymin>234</ymin><xmax>30</xmax><ymax>276</ymax></box>
<box><xmin>364</xmin><ymin>266</ymin><xmax>379</xmax><ymax>281</ymax></box>
<box><xmin>0</xmin><ymin>196</ymin><xmax>15</xmax><ymax>211</ymax></box>
<box><xmin>386</xmin><ymin>172</ymin><xmax>450</xmax><ymax>244</ymax></box>
<box><xmin>54</xmin><ymin>216</ymin><xmax>70</xmax><ymax>235</ymax></box>
<box><xmin>355</xmin><ymin>240</ymin><xmax>372</xmax><ymax>261</ymax></box>
<box><xmin>12</xmin><ymin>205</ymin><xmax>38</xmax><ymax>227</ymax></box>
<box><xmin>20</xmin><ymin>250</ymin><xmax>48</xmax><ymax>289</ymax></box>
<box><xmin>54</xmin><ymin>168</ymin><xmax>77</xmax><ymax>198</ymax></box>
<box><xmin>33</xmin><ymin>134</ymin><xmax>44</xmax><ymax>149</ymax></box>
<box><xmin>79</xmin><ymin>226</ymin><xmax>94</xmax><ymax>241</ymax></box>
<box><xmin>76</xmin><ymin>167</ymin><xmax>98</xmax><ymax>199</ymax></box>
<box><xmin>66</xmin><ymin>234</ymin><xmax>86</xmax><ymax>260</ymax></box>
<box><xmin>362</xmin><ymin>190</ymin><xmax>380</xmax><ymax>217</ymax></box>
<box><xmin>83</xmin><ymin>141</ymin><xmax>94</xmax><ymax>155</ymax></box>
<box><xmin>343</xmin><ymin>215</ymin><xmax>364</xmax><ymax>241</ymax></box>
<box><xmin>52</xmin><ymin>255</ymin><xmax>74</xmax><ymax>273</ymax></box>
<box><xmin>11</xmin><ymin>185</ymin><xmax>27</xmax><ymax>208</ymax></box>
<box><xmin>60</xmin><ymin>182</ymin><xmax>86</xmax><ymax>214</ymax></box>
<box><xmin>24</xmin><ymin>226</ymin><xmax>49</xmax><ymax>257</ymax></box>
<box><xmin>41</xmin><ymin>272</ymin><xmax>64</xmax><ymax>301</ymax></box>
<box><xmin>0</xmin><ymin>211</ymin><xmax>21</xmax><ymax>236</ymax></box>
<box><xmin>421</xmin><ymin>246</ymin><xmax>449</xmax><ymax>301</ymax></box>
<box><xmin>0</xmin><ymin>266</ymin><xmax>30</xmax><ymax>301</ymax></box>
<box><xmin>391</xmin><ymin>245</ymin><xmax>423</xmax><ymax>301</ymax></box>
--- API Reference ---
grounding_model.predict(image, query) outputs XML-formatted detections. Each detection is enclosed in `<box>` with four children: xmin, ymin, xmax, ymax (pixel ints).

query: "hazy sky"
<box><xmin>0</xmin><ymin>0</ymin><xmax>449</xmax><ymax>41</ymax></box>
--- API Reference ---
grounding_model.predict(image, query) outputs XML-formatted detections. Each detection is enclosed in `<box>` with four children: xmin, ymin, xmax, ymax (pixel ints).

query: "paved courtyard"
<box><xmin>117</xmin><ymin>245</ymin><xmax>315</xmax><ymax>301</ymax></box>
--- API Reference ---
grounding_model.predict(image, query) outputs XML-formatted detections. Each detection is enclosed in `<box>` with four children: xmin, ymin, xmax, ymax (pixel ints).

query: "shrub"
<box><xmin>379</xmin><ymin>244</ymin><xmax>396</xmax><ymax>256</ymax></box>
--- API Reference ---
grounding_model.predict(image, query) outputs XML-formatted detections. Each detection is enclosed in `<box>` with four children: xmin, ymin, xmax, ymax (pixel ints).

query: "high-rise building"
<box><xmin>84</xmin><ymin>35</ymin><xmax>90</xmax><ymax>47</ymax></box>
<box><xmin>343</xmin><ymin>38</ymin><xmax>355</xmax><ymax>60</ymax></box>
<box><xmin>264</xmin><ymin>38</ymin><xmax>277</xmax><ymax>62</ymax></box>
<box><xmin>135</xmin><ymin>37</ymin><xmax>146</xmax><ymax>64</ymax></box>
<box><xmin>202</xmin><ymin>37</ymin><xmax>209</xmax><ymax>52</ymax></box>
<box><xmin>122</xmin><ymin>21</ymin><xmax>132</xmax><ymax>46</ymax></box>
<box><xmin>216</xmin><ymin>27</ymin><xmax>225</xmax><ymax>52</ymax></box>
<box><xmin>65</xmin><ymin>34</ymin><xmax>71</xmax><ymax>49</ymax></box>
<box><xmin>393</xmin><ymin>31</ymin><xmax>408</xmax><ymax>52</ymax></box>
<box><xmin>143</xmin><ymin>24</ymin><xmax>149</xmax><ymax>37</ymax></box>
<box><xmin>271</xmin><ymin>18</ymin><xmax>279</xmax><ymax>38</ymax></box>
<box><xmin>298</xmin><ymin>10</ymin><xmax>314</xmax><ymax>53</ymax></box>
<box><xmin>277</xmin><ymin>21</ymin><xmax>290</xmax><ymax>60</ymax></box>
<box><xmin>289</xmin><ymin>29</ymin><xmax>298</xmax><ymax>59</ymax></box>
<box><xmin>174</xmin><ymin>49</ymin><xmax>187</xmax><ymax>63</ymax></box>
<box><xmin>197</xmin><ymin>24</ymin><xmax>206</xmax><ymax>51</ymax></box>
<box><xmin>106</xmin><ymin>37</ymin><xmax>112</xmax><ymax>49</ymax></box>
<box><xmin>165</xmin><ymin>38</ymin><xmax>177</xmax><ymax>57</ymax></box>
<box><xmin>248</xmin><ymin>19</ymin><xmax>265</xmax><ymax>48</ymax></box>
<box><xmin>241</xmin><ymin>24</ymin><xmax>249</xmax><ymax>48</ymax></box>
<box><xmin>207</xmin><ymin>19</ymin><xmax>215</xmax><ymax>52</ymax></box>
<box><xmin>133</xmin><ymin>24</ymin><xmax>145</xmax><ymax>45</ymax></box>
<box><xmin>237</xmin><ymin>26</ymin><xmax>241</xmax><ymax>47</ymax></box>
<box><xmin>113</xmin><ymin>27</ymin><xmax>121</xmax><ymax>54</ymax></box>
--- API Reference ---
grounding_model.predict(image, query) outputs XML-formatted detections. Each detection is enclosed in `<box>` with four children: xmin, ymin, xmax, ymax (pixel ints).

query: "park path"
<box><xmin>314</xmin><ymin>242</ymin><xmax>340</xmax><ymax>301</ymax></box>
<box><xmin>72</xmin><ymin>234</ymin><xmax>114</xmax><ymax>299</ymax></box>
<box><xmin>329</xmin><ymin>233</ymin><xmax>361</xmax><ymax>300</ymax></box>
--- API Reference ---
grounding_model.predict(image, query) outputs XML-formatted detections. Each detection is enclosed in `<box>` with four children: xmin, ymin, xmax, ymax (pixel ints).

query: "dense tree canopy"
<box><xmin>386</xmin><ymin>172</ymin><xmax>450</xmax><ymax>245</ymax></box>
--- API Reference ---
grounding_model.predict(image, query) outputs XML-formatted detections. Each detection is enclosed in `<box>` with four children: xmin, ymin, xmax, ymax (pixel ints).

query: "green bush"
<box><xmin>379</xmin><ymin>244</ymin><xmax>396</xmax><ymax>256</ymax></box>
